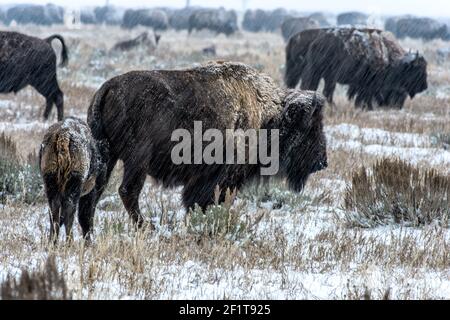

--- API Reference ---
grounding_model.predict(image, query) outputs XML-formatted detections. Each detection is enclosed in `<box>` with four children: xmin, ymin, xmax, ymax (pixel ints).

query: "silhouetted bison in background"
<box><xmin>308</xmin><ymin>12</ymin><xmax>330</xmax><ymax>27</ymax></box>
<box><xmin>40</xmin><ymin>118</ymin><xmax>106</xmax><ymax>243</ymax></box>
<box><xmin>0</xmin><ymin>31</ymin><xmax>68</xmax><ymax>120</ymax></box>
<box><xmin>285</xmin><ymin>28</ymin><xmax>428</xmax><ymax>109</ymax></box>
<box><xmin>266</xmin><ymin>8</ymin><xmax>290</xmax><ymax>32</ymax></box>
<box><xmin>6</xmin><ymin>4</ymin><xmax>64</xmax><ymax>25</ymax></box>
<box><xmin>385</xmin><ymin>16</ymin><xmax>448</xmax><ymax>40</ymax></box>
<box><xmin>337</xmin><ymin>11</ymin><xmax>368</xmax><ymax>26</ymax></box>
<box><xmin>112</xmin><ymin>32</ymin><xmax>160</xmax><ymax>52</ymax></box>
<box><xmin>169</xmin><ymin>7</ymin><xmax>198</xmax><ymax>30</ymax></box>
<box><xmin>122</xmin><ymin>9</ymin><xmax>169</xmax><ymax>30</ymax></box>
<box><xmin>188</xmin><ymin>8</ymin><xmax>238</xmax><ymax>35</ymax></box>
<box><xmin>80</xmin><ymin>9</ymin><xmax>96</xmax><ymax>24</ymax></box>
<box><xmin>83</xmin><ymin>62</ymin><xmax>327</xmax><ymax>238</ymax></box>
<box><xmin>242</xmin><ymin>9</ymin><xmax>268</xmax><ymax>32</ymax></box>
<box><xmin>94</xmin><ymin>5</ymin><xmax>124</xmax><ymax>25</ymax></box>
<box><xmin>281</xmin><ymin>17</ymin><xmax>320</xmax><ymax>42</ymax></box>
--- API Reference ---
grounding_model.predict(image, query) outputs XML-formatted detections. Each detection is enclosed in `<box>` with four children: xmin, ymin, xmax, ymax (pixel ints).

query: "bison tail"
<box><xmin>46</xmin><ymin>34</ymin><xmax>69</xmax><ymax>67</ymax></box>
<box><xmin>87</xmin><ymin>83</ymin><xmax>111</xmax><ymax>165</ymax></box>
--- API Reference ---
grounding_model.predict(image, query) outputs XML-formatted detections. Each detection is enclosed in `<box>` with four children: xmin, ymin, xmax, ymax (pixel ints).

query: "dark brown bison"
<box><xmin>337</xmin><ymin>11</ymin><xmax>368</xmax><ymax>26</ymax></box>
<box><xmin>111</xmin><ymin>32</ymin><xmax>160</xmax><ymax>52</ymax></box>
<box><xmin>40</xmin><ymin>117</ymin><xmax>106</xmax><ymax>243</ymax></box>
<box><xmin>6</xmin><ymin>4</ymin><xmax>64</xmax><ymax>26</ymax></box>
<box><xmin>122</xmin><ymin>9</ymin><xmax>169</xmax><ymax>30</ymax></box>
<box><xmin>0</xmin><ymin>31</ymin><xmax>68</xmax><ymax>120</ymax></box>
<box><xmin>188</xmin><ymin>8</ymin><xmax>238</xmax><ymax>35</ymax></box>
<box><xmin>385</xmin><ymin>16</ymin><xmax>448</xmax><ymax>40</ymax></box>
<box><xmin>81</xmin><ymin>62</ymin><xmax>327</xmax><ymax>240</ymax></box>
<box><xmin>242</xmin><ymin>9</ymin><xmax>268</xmax><ymax>32</ymax></box>
<box><xmin>281</xmin><ymin>17</ymin><xmax>320</xmax><ymax>42</ymax></box>
<box><xmin>285</xmin><ymin>28</ymin><xmax>428</xmax><ymax>109</ymax></box>
<box><xmin>94</xmin><ymin>5</ymin><xmax>124</xmax><ymax>25</ymax></box>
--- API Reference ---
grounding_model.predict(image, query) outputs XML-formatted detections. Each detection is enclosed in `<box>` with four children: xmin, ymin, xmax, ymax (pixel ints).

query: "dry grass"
<box><xmin>344</xmin><ymin>158</ymin><xmax>450</xmax><ymax>227</ymax></box>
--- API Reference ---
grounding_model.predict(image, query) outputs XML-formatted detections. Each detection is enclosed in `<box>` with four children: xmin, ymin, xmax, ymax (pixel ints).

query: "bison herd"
<box><xmin>0</xmin><ymin>4</ymin><xmax>444</xmax><ymax>242</ymax></box>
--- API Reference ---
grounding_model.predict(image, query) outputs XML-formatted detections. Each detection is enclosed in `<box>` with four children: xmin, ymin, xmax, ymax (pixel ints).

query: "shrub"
<box><xmin>1</xmin><ymin>257</ymin><xmax>71</xmax><ymax>300</ymax></box>
<box><xmin>187</xmin><ymin>186</ymin><xmax>264</xmax><ymax>242</ymax></box>
<box><xmin>0</xmin><ymin>134</ymin><xmax>44</xmax><ymax>204</ymax></box>
<box><xmin>344</xmin><ymin>158</ymin><xmax>450</xmax><ymax>227</ymax></box>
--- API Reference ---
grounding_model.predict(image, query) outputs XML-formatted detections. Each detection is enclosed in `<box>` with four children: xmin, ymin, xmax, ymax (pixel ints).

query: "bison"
<box><xmin>281</xmin><ymin>17</ymin><xmax>320</xmax><ymax>42</ymax></box>
<box><xmin>79</xmin><ymin>62</ymin><xmax>327</xmax><ymax>240</ymax></box>
<box><xmin>122</xmin><ymin>9</ymin><xmax>169</xmax><ymax>31</ymax></box>
<box><xmin>285</xmin><ymin>28</ymin><xmax>428</xmax><ymax>109</ymax></box>
<box><xmin>40</xmin><ymin>117</ymin><xmax>106</xmax><ymax>243</ymax></box>
<box><xmin>242</xmin><ymin>9</ymin><xmax>268</xmax><ymax>32</ymax></box>
<box><xmin>188</xmin><ymin>8</ymin><xmax>238</xmax><ymax>35</ymax></box>
<box><xmin>94</xmin><ymin>5</ymin><xmax>124</xmax><ymax>25</ymax></box>
<box><xmin>0</xmin><ymin>31</ymin><xmax>68</xmax><ymax>120</ymax></box>
<box><xmin>337</xmin><ymin>11</ymin><xmax>368</xmax><ymax>26</ymax></box>
<box><xmin>386</xmin><ymin>16</ymin><xmax>448</xmax><ymax>40</ymax></box>
<box><xmin>6</xmin><ymin>4</ymin><xmax>64</xmax><ymax>26</ymax></box>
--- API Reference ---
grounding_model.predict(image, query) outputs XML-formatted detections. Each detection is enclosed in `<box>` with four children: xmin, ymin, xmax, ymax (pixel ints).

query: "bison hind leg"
<box><xmin>119</xmin><ymin>163</ymin><xmax>146</xmax><ymax>228</ymax></box>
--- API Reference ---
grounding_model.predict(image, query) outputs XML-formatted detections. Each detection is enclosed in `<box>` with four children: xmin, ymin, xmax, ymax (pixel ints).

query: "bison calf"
<box><xmin>0</xmin><ymin>31</ymin><xmax>68</xmax><ymax>121</ymax></box>
<box><xmin>82</xmin><ymin>62</ymin><xmax>328</xmax><ymax>239</ymax></box>
<box><xmin>40</xmin><ymin>118</ymin><xmax>106</xmax><ymax>243</ymax></box>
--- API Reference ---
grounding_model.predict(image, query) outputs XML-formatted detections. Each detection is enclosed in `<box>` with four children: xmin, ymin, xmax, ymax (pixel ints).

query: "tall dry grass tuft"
<box><xmin>1</xmin><ymin>256</ymin><xmax>71</xmax><ymax>300</ymax></box>
<box><xmin>344</xmin><ymin>158</ymin><xmax>450</xmax><ymax>227</ymax></box>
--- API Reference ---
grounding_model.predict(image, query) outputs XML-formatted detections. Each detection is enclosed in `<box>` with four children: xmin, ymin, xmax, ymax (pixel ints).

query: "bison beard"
<box><xmin>0</xmin><ymin>31</ymin><xmax>68</xmax><ymax>121</ymax></box>
<box><xmin>82</xmin><ymin>62</ymin><xmax>327</xmax><ymax>239</ymax></box>
<box><xmin>285</xmin><ymin>28</ymin><xmax>428</xmax><ymax>109</ymax></box>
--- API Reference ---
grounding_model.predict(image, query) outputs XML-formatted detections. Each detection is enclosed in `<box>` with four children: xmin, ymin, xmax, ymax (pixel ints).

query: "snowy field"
<box><xmin>0</xmin><ymin>25</ymin><xmax>449</xmax><ymax>299</ymax></box>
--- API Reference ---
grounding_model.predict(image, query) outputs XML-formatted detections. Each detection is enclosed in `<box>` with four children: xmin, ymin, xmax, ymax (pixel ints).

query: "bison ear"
<box><xmin>282</xmin><ymin>91</ymin><xmax>325</xmax><ymax>127</ymax></box>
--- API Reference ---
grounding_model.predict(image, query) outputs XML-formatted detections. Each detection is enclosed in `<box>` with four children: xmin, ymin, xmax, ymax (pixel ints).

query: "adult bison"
<box><xmin>169</xmin><ymin>7</ymin><xmax>197</xmax><ymax>30</ymax></box>
<box><xmin>112</xmin><ymin>32</ymin><xmax>160</xmax><ymax>52</ymax></box>
<box><xmin>188</xmin><ymin>8</ymin><xmax>238</xmax><ymax>35</ymax></box>
<box><xmin>285</xmin><ymin>28</ymin><xmax>428</xmax><ymax>109</ymax></box>
<box><xmin>281</xmin><ymin>17</ymin><xmax>320</xmax><ymax>42</ymax></box>
<box><xmin>386</xmin><ymin>16</ymin><xmax>448</xmax><ymax>40</ymax></box>
<box><xmin>6</xmin><ymin>4</ymin><xmax>64</xmax><ymax>25</ymax></box>
<box><xmin>122</xmin><ymin>9</ymin><xmax>169</xmax><ymax>31</ymax></box>
<box><xmin>0</xmin><ymin>31</ymin><xmax>68</xmax><ymax>120</ymax></box>
<box><xmin>81</xmin><ymin>62</ymin><xmax>328</xmax><ymax>240</ymax></box>
<box><xmin>337</xmin><ymin>11</ymin><xmax>368</xmax><ymax>26</ymax></box>
<box><xmin>242</xmin><ymin>9</ymin><xmax>268</xmax><ymax>32</ymax></box>
<box><xmin>94</xmin><ymin>5</ymin><xmax>124</xmax><ymax>25</ymax></box>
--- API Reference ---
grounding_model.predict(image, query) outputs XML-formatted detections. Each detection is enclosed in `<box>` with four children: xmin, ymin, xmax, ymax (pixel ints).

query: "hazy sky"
<box><xmin>0</xmin><ymin>0</ymin><xmax>449</xmax><ymax>18</ymax></box>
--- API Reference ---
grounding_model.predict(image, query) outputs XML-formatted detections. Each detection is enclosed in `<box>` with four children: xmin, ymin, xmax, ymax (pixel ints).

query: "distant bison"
<box><xmin>188</xmin><ymin>8</ymin><xmax>238</xmax><ymax>35</ymax></box>
<box><xmin>285</xmin><ymin>28</ymin><xmax>428</xmax><ymax>109</ymax></box>
<box><xmin>308</xmin><ymin>12</ymin><xmax>330</xmax><ymax>27</ymax></box>
<box><xmin>242</xmin><ymin>9</ymin><xmax>268</xmax><ymax>32</ymax></box>
<box><xmin>0</xmin><ymin>31</ymin><xmax>68</xmax><ymax>120</ymax></box>
<box><xmin>337</xmin><ymin>11</ymin><xmax>368</xmax><ymax>26</ymax></box>
<box><xmin>281</xmin><ymin>17</ymin><xmax>320</xmax><ymax>42</ymax></box>
<box><xmin>169</xmin><ymin>7</ymin><xmax>197</xmax><ymax>30</ymax></box>
<box><xmin>40</xmin><ymin>118</ymin><xmax>106</xmax><ymax>243</ymax></box>
<box><xmin>266</xmin><ymin>8</ymin><xmax>290</xmax><ymax>32</ymax></box>
<box><xmin>83</xmin><ymin>62</ymin><xmax>327</xmax><ymax>238</ymax></box>
<box><xmin>6</xmin><ymin>4</ymin><xmax>64</xmax><ymax>26</ymax></box>
<box><xmin>122</xmin><ymin>9</ymin><xmax>169</xmax><ymax>30</ymax></box>
<box><xmin>386</xmin><ymin>16</ymin><xmax>448</xmax><ymax>40</ymax></box>
<box><xmin>112</xmin><ymin>32</ymin><xmax>160</xmax><ymax>52</ymax></box>
<box><xmin>94</xmin><ymin>6</ymin><xmax>124</xmax><ymax>25</ymax></box>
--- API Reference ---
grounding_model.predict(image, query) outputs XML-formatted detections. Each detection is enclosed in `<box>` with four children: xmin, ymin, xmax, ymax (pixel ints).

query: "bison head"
<box><xmin>399</xmin><ymin>52</ymin><xmax>428</xmax><ymax>98</ymax></box>
<box><xmin>279</xmin><ymin>90</ymin><xmax>327</xmax><ymax>192</ymax></box>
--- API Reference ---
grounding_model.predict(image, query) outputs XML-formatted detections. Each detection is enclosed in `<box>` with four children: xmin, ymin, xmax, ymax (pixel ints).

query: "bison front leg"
<box><xmin>119</xmin><ymin>165</ymin><xmax>146</xmax><ymax>228</ymax></box>
<box><xmin>323</xmin><ymin>79</ymin><xmax>337</xmax><ymax>105</ymax></box>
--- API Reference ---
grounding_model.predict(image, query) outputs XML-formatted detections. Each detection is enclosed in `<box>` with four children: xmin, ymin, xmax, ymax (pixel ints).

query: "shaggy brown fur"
<box><xmin>40</xmin><ymin>117</ymin><xmax>105</xmax><ymax>242</ymax></box>
<box><xmin>0</xmin><ymin>31</ymin><xmax>68</xmax><ymax>121</ymax></box>
<box><xmin>82</xmin><ymin>62</ymin><xmax>328</xmax><ymax>239</ymax></box>
<box><xmin>285</xmin><ymin>28</ymin><xmax>428</xmax><ymax>109</ymax></box>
